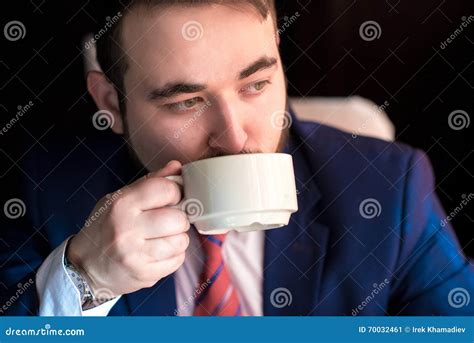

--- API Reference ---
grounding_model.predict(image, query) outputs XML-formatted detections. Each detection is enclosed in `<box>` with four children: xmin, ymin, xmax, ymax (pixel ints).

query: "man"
<box><xmin>1</xmin><ymin>0</ymin><xmax>473</xmax><ymax>316</ymax></box>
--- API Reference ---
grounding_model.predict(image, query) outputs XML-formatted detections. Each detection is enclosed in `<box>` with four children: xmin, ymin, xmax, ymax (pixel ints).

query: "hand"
<box><xmin>66</xmin><ymin>160</ymin><xmax>190</xmax><ymax>299</ymax></box>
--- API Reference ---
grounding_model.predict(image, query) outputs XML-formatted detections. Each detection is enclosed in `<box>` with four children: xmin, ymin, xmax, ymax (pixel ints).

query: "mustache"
<box><xmin>197</xmin><ymin>148</ymin><xmax>263</xmax><ymax>161</ymax></box>
<box><xmin>197</xmin><ymin>126</ymin><xmax>290</xmax><ymax>161</ymax></box>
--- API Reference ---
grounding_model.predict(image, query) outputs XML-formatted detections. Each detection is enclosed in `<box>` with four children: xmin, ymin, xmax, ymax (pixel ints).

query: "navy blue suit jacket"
<box><xmin>1</xmin><ymin>109</ymin><xmax>473</xmax><ymax>316</ymax></box>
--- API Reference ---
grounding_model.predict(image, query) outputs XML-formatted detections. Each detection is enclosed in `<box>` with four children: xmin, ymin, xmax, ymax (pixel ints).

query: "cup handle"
<box><xmin>164</xmin><ymin>175</ymin><xmax>184</xmax><ymax>209</ymax></box>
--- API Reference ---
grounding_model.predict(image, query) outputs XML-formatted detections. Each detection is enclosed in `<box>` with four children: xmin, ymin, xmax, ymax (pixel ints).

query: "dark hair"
<box><xmin>94</xmin><ymin>0</ymin><xmax>277</xmax><ymax>113</ymax></box>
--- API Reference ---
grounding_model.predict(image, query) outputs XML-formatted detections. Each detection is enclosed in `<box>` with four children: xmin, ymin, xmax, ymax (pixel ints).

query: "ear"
<box><xmin>86</xmin><ymin>71</ymin><xmax>124</xmax><ymax>134</ymax></box>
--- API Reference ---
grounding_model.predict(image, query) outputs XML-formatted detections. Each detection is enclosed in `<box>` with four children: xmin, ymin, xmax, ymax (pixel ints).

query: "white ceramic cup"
<box><xmin>165</xmin><ymin>153</ymin><xmax>298</xmax><ymax>235</ymax></box>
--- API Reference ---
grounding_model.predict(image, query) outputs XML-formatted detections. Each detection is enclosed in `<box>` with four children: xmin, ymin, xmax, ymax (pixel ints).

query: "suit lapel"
<box><xmin>263</xmin><ymin>180</ymin><xmax>330</xmax><ymax>315</ymax></box>
<box><xmin>263</xmin><ymin>109</ymin><xmax>330</xmax><ymax>315</ymax></box>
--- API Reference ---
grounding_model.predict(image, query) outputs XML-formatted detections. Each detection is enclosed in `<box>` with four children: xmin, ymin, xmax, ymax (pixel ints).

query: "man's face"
<box><xmin>119</xmin><ymin>4</ymin><xmax>287</xmax><ymax>171</ymax></box>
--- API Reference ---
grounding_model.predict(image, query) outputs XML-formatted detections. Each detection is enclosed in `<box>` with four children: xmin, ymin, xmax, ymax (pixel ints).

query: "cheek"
<box><xmin>127</xmin><ymin>103</ymin><xmax>206</xmax><ymax>165</ymax></box>
<box><xmin>258</xmin><ymin>73</ymin><xmax>287</xmax><ymax>120</ymax></box>
<box><xmin>122</xmin><ymin>103</ymin><xmax>176</xmax><ymax>167</ymax></box>
<box><xmin>262</xmin><ymin>124</ymin><xmax>283</xmax><ymax>150</ymax></box>
<box><xmin>125</xmin><ymin>104</ymin><xmax>162</xmax><ymax>143</ymax></box>
<box><xmin>126</xmin><ymin>102</ymin><xmax>185</xmax><ymax>142</ymax></box>
<box><xmin>246</xmin><ymin>112</ymin><xmax>283</xmax><ymax>152</ymax></box>
<box><xmin>253</xmin><ymin>79</ymin><xmax>287</xmax><ymax>148</ymax></box>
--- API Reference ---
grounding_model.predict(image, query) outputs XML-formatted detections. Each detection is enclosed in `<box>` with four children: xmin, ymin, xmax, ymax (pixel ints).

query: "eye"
<box><xmin>165</xmin><ymin>97</ymin><xmax>204</xmax><ymax>113</ymax></box>
<box><xmin>242</xmin><ymin>80</ymin><xmax>270</xmax><ymax>94</ymax></box>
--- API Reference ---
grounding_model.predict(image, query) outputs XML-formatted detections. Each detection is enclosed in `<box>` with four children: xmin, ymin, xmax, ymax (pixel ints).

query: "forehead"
<box><xmin>120</xmin><ymin>4</ymin><xmax>277</xmax><ymax>85</ymax></box>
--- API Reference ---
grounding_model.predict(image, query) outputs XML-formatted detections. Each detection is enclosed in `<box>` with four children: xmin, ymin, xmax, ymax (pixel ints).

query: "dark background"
<box><xmin>1</xmin><ymin>0</ymin><xmax>472</xmax><ymax>256</ymax></box>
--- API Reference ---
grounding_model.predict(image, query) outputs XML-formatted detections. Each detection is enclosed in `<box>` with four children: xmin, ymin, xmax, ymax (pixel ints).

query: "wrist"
<box><xmin>65</xmin><ymin>237</ymin><xmax>101</xmax><ymax>298</ymax></box>
<box><xmin>64</xmin><ymin>252</ymin><xmax>94</xmax><ymax>306</ymax></box>
<box><xmin>66</xmin><ymin>236</ymin><xmax>98</xmax><ymax>290</ymax></box>
<box><xmin>65</xmin><ymin>235</ymin><xmax>85</xmax><ymax>273</ymax></box>
<box><xmin>65</xmin><ymin>238</ymin><xmax>116</xmax><ymax>309</ymax></box>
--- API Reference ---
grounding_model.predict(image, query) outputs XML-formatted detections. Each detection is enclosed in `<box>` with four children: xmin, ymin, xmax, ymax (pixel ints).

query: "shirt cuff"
<box><xmin>36</xmin><ymin>235</ymin><xmax>121</xmax><ymax>316</ymax></box>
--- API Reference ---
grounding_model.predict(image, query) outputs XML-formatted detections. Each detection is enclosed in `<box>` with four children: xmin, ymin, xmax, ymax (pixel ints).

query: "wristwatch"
<box><xmin>63</xmin><ymin>253</ymin><xmax>95</xmax><ymax>306</ymax></box>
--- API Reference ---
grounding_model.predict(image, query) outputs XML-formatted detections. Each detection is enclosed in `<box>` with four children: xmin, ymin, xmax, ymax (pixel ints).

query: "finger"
<box><xmin>138</xmin><ymin>208</ymin><xmax>190</xmax><ymax>239</ymax></box>
<box><xmin>147</xmin><ymin>252</ymin><xmax>187</xmax><ymax>279</ymax></box>
<box><xmin>120</xmin><ymin>160</ymin><xmax>183</xmax><ymax>197</ymax></box>
<box><xmin>124</xmin><ymin>160</ymin><xmax>183</xmax><ymax>210</ymax></box>
<box><xmin>142</xmin><ymin>233</ymin><xmax>190</xmax><ymax>262</ymax></box>
<box><xmin>130</xmin><ymin>177</ymin><xmax>182</xmax><ymax>210</ymax></box>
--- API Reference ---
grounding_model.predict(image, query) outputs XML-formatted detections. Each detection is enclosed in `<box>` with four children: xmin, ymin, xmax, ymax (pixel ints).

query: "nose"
<box><xmin>207</xmin><ymin>100</ymin><xmax>248</xmax><ymax>154</ymax></box>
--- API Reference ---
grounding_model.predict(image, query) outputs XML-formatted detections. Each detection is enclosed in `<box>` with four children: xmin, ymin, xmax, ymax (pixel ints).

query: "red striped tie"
<box><xmin>193</xmin><ymin>234</ymin><xmax>242</xmax><ymax>316</ymax></box>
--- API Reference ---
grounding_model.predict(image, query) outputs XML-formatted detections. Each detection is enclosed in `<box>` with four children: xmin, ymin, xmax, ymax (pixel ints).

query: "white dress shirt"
<box><xmin>36</xmin><ymin>229</ymin><xmax>264</xmax><ymax>316</ymax></box>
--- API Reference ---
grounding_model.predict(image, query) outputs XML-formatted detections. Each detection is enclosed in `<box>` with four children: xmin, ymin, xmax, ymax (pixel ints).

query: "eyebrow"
<box><xmin>239</xmin><ymin>56</ymin><xmax>277</xmax><ymax>79</ymax></box>
<box><xmin>147</xmin><ymin>56</ymin><xmax>278</xmax><ymax>101</ymax></box>
<box><xmin>147</xmin><ymin>83</ymin><xmax>205</xmax><ymax>101</ymax></box>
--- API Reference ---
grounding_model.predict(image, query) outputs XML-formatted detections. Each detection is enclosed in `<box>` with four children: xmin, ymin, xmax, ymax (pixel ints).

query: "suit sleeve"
<box><xmin>0</xmin><ymin>199</ymin><xmax>44</xmax><ymax>315</ymax></box>
<box><xmin>388</xmin><ymin>149</ymin><xmax>474</xmax><ymax>315</ymax></box>
<box><xmin>0</xmin><ymin>147</ymin><xmax>120</xmax><ymax>316</ymax></box>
